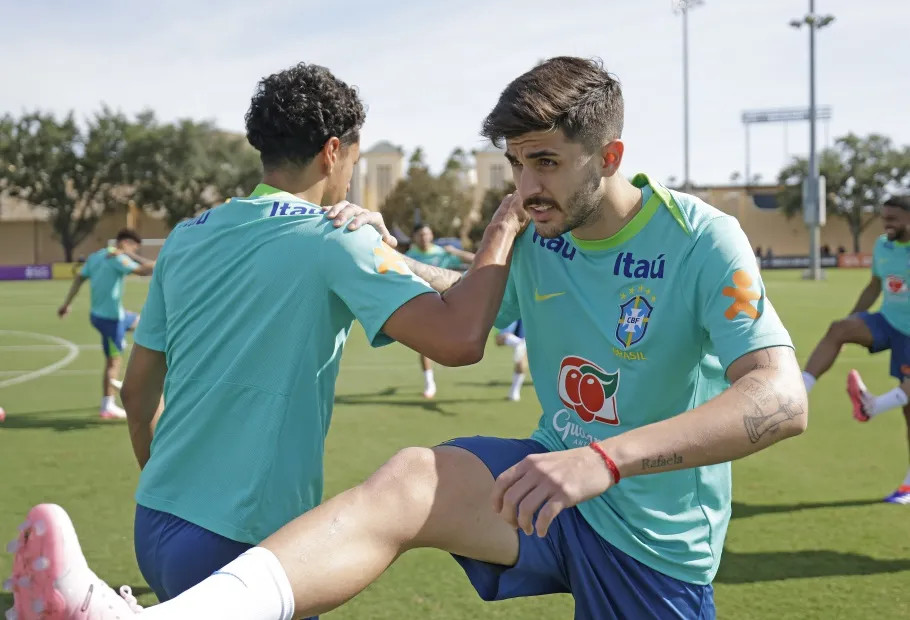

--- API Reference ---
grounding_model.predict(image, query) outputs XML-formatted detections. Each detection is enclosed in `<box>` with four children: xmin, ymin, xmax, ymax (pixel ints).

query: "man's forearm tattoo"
<box><xmin>736</xmin><ymin>375</ymin><xmax>805</xmax><ymax>443</ymax></box>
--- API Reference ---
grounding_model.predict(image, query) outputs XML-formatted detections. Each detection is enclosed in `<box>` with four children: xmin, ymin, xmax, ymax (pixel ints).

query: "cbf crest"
<box><xmin>616</xmin><ymin>295</ymin><xmax>653</xmax><ymax>348</ymax></box>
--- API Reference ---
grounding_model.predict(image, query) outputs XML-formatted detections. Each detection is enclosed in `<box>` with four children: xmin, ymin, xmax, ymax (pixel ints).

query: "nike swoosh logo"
<box><xmin>535</xmin><ymin>289</ymin><xmax>566</xmax><ymax>302</ymax></box>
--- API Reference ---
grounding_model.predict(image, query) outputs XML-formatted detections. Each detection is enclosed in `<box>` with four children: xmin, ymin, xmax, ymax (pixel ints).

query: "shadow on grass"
<box><xmin>0</xmin><ymin>409</ymin><xmax>117</xmax><ymax>432</ymax></box>
<box><xmin>716</xmin><ymin>547</ymin><xmax>910</xmax><ymax>583</ymax></box>
<box><xmin>0</xmin><ymin>586</ymin><xmax>153</xmax><ymax>613</ymax></box>
<box><xmin>731</xmin><ymin>498</ymin><xmax>881</xmax><ymax>520</ymax></box>
<box><xmin>456</xmin><ymin>379</ymin><xmax>535</xmax><ymax>388</ymax></box>
<box><xmin>335</xmin><ymin>386</ymin><xmax>509</xmax><ymax>417</ymax></box>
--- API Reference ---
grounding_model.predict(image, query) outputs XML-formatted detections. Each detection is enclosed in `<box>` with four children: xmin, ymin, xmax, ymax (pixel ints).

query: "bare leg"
<box><xmin>261</xmin><ymin>446</ymin><xmax>519</xmax><ymax>617</ymax></box>
<box><xmin>804</xmin><ymin>317</ymin><xmax>874</xmax><ymax>380</ymax></box>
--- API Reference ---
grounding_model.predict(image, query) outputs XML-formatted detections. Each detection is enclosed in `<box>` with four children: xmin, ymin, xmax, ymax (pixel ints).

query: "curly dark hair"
<box><xmin>245</xmin><ymin>63</ymin><xmax>366</xmax><ymax>169</ymax></box>
<box><xmin>115</xmin><ymin>228</ymin><xmax>142</xmax><ymax>244</ymax></box>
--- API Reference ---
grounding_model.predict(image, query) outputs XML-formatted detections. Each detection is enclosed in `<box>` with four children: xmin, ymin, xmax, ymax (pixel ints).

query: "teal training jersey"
<box><xmin>79</xmin><ymin>248</ymin><xmax>140</xmax><ymax>320</ymax></box>
<box><xmin>871</xmin><ymin>235</ymin><xmax>910</xmax><ymax>335</ymax></box>
<box><xmin>495</xmin><ymin>174</ymin><xmax>793</xmax><ymax>585</ymax></box>
<box><xmin>133</xmin><ymin>184</ymin><xmax>435</xmax><ymax>545</ymax></box>
<box><xmin>405</xmin><ymin>244</ymin><xmax>462</xmax><ymax>268</ymax></box>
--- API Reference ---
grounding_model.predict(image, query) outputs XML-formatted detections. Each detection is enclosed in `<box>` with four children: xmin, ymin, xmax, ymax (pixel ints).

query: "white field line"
<box><xmin>0</xmin><ymin>331</ymin><xmax>80</xmax><ymax>388</ymax></box>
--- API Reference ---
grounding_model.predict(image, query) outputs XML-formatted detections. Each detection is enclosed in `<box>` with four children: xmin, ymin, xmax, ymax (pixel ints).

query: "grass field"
<box><xmin>1</xmin><ymin>271</ymin><xmax>909</xmax><ymax>619</ymax></box>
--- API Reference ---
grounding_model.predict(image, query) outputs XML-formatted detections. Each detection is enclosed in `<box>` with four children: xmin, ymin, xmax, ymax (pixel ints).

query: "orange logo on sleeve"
<box><xmin>722</xmin><ymin>270</ymin><xmax>762</xmax><ymax>320</ymax></box>
<box><xmin>373</xmin><ymin>243</ymin><xmax>409</xmax><ymax>275</ymax></box>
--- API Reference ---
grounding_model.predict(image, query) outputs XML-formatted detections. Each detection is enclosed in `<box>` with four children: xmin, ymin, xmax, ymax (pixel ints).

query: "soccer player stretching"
<box><xmin>801</xmin><ymin>195</ymin><xmax>910</xmax><ymax>504</ymax></box>
<box><xmin>9</xmin><ymin>57</ymin><xmax>806</xmax><ymax>619</ymax></box>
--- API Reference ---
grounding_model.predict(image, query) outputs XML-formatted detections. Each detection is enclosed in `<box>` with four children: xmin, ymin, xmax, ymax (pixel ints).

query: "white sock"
<box><xmin>868</xmin><ymin>387</ymin><xmax>909</xmax><ymax>416</ymax></box>
<box><xmin>802</xmin><ymin>372</ymin><xmax>816</xmax><ymax>393</ymax></box>
<box><xmin>502</xmin><ymin>334</ymin><xmax>522</xmax><ymax>348</ymax></box>
<box><xmin>101</xmin><ymin>396</ymin><xmax>115</xmax><ymax>410</ymax></box>
<box><xmin>141</xmin><ymin>547</ymin><xmax>295</xmax><ymax>620</ymax></box>
<box><xmin>423</xmin><ymin>369</ymin><xmax>435</xmax><ymax>387</ymax></box>
<box><xmin>510</xmin><ymin>372</ymin><xmax>525</xmax><ymax>397</ymax></box>
<box><xmin>901</xmin><ymin>468</ymin><xmax>910</xmax><ymax>488</ymax></box>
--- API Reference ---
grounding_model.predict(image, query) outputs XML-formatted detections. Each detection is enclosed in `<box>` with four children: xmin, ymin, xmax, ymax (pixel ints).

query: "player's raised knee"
<box><xmin>364</xmin><ymin>447</ymin><xmax>439</xmax><ymax>508</ymax></box>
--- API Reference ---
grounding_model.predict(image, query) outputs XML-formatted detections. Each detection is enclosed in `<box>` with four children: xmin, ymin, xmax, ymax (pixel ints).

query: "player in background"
<box><xmin>33</xmin><ymin>56</ymin><xmax>809</xmax><ymax>620</ymax></box>
<box><xmin>801</xmin><ymin>195</ymin><xmax>910</xmax><ymax>504</ymax></box>
<box><xmin>494</xmin><ymin>319</ymin><xmax>527</xmax><ymax>401</ymax></box>
<box><xmin>56</xmin><ymin>228</ymin><xmax>156</xmax><ymax>419</ymax></box>
<box><xmin>405</xmin><ymin>223</ymin><xmax>475</xmax><ymax>398</ymax></box>
<box><xmin>5</xmin><ymin>61</ymin><xmax>526</xmax><ymax>620</ymax></box>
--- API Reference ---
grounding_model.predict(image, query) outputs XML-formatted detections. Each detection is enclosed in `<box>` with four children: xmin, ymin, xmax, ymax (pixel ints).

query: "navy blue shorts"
<box><xmin>442</xmin><ymin>436</ymin><xmax>716</xmax><ymax>620</ymax></box>
<box><xmin>500</xmin><ymin>320</ymin><xmax>525</xmax><ymax>339</ymax></box>
<box><xmin>859</xmin><ymin>312</ymin><xmax>910</xmax><ymax>379</ymax></box>
<box><xmin>134</xmin><ymin>505</ymin><xmax>319</xmax><ymax>619</ymax></box>
<box><xmin>90</xmin><ymin>311</ymin><xmax>139</xmax><ymax>358</ymax></box>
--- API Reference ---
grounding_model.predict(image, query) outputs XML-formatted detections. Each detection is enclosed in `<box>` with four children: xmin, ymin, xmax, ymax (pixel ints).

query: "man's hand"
<box><xmin>57</xmin><ymin>304</ymin><xmax>70</xmax><ymax>318</ymax></box>
<box><xmin>488</xmin><ymin>193</ymin><xmax>530</xmax><ymax>237</ymax></box>
<box><xmin>491</xmin><ymin>446</ymin><xmax>615</xmax><ymax>538</ymax></box>
<box><xmin>323</xmin><ymin>201</ymin><xmax>397</xmax><ymax>248</ymax></box>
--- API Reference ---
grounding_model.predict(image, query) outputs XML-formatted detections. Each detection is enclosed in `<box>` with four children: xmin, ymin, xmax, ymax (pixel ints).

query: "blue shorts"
<box><xmin>859</xmin><ymin>312</ymin><xmax>910</xmax><ymax>379</ymax></box>
<box><xmin>133</xmin><ymin>505</ymin><xmax>320</xmax><ymax>619</ymax></box>
<box><xmin>442</xmin><ymin>436</ymin><xmax>715</xmax><ymax>620</ymax></box>
<box><xmin>90</xmin><ymin>311</ymin><xmax>139</xmax><ymax>358</ymax></box>
<box><xmin>499</xmin><ymin>320</ymin><xmax>524</xmax><ymax>339</ymax></box>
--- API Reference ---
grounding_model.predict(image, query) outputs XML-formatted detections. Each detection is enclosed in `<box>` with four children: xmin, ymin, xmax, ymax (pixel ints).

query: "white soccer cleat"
<box><xmin>99</xmin><ymin>404</ymin><xmax>127</xmax><ymax>420</ymax></box>
<box><xmin>7</xmin><ymin>504</ymin><xmax>142</xmax><ymax>619</ymax></box>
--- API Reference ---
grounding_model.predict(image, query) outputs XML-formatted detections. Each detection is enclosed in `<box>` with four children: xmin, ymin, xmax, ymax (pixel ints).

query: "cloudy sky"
<box><xmin>2</xmin><ymin>0</ymin><xmax>907</xmax><ymax>185</ymax></box>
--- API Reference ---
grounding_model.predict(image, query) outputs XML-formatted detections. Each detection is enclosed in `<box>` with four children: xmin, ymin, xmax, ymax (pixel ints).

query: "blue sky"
<box><xmin>2</xmin><ymin>0</ymin><xmax>907</xmax><ymax>185</ymax></box>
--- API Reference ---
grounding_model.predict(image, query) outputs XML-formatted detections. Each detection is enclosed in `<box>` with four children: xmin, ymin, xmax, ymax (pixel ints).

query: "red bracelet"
<box><xmin>589</xmin><ymin>442</ymin><xmax>621</xmax><ymax>484</ymax></box>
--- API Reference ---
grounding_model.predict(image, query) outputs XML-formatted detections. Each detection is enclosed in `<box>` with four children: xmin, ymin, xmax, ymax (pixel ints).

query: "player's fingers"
<box><xmin>384</xmin><ymin>235</ymin><xmax>398</xmax><ymax>248</ymax></box>
<box><xmin>516</xmin><ymin>486</ymin><xmax>551</xmax><ymax>536</ymax></box>
<box><xmin>491</xmin><ymin>461</ymin><xmax>525</xmax><ymax>512</ymax></box>
<box><xmin>498</xmin><ymin>472</ymin><xmax>536</xmax><ymax>529</ymax></box>
<box><xmin>535</xmin><ymin>498</ymin><xmax>566</xmax><ymax>538</ymax></box>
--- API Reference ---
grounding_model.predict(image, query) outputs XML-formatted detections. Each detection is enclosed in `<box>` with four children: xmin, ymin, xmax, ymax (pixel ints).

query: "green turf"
<box><xmin>0</xmin><ymin>272</ymin><xmax>908</xmax><ymax>618</ymax></box>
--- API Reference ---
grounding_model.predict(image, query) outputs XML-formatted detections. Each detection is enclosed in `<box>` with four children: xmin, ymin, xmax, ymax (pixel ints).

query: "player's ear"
<box><xmin>601</xmin><ymin>140</ymin><xmax>624</xmax><ymax>178</ymax></box>
<box><xmin>322</xmin><ymin>137</ymin><xmax>342</xmax><ymax>173</ymax></box>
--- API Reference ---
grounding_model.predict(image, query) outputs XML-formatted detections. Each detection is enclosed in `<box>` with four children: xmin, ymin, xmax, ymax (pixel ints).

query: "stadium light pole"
<box><xmin>790</xmin><ymin>1</ymin><xmax>834</xmax><ymax>280</ymax></box>
<box><xmin>673</xmin><ymin>0</ymin><xmax>703</xmax><ymax>190</ymax></box>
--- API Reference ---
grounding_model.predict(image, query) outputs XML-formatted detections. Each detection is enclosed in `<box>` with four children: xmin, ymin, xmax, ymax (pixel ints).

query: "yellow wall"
<box><xmin>0</xmin><ymin>212</ymin><xmax>171</xmax><ymax>265</ymax></box>
<box><xmin>692</xmin><ymin>187</ymin><xmax>881</xmax><ymax>255</ymax></box>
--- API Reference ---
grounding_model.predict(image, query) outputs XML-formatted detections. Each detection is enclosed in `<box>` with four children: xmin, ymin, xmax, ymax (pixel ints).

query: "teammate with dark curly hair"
<box><xmin>7</xmin><ymin>61</ymin><xmax>529</xmax><ymax>619</ymax></box>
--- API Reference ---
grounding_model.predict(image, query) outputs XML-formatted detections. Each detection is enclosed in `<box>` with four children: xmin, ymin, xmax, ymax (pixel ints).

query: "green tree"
<box><xmin>777</xmin><ymin>134</ymin><xmax>910</xmax><ymax>252</ymax></box>
<box><xmin>381</xmin><ymin>147</ymin><xmax>471</xmax><ymax>239</ymax></box>
<box><xmin>468</xmin><ymin>182</ymin><xmax>516</xmax><ymax>245</ymax></box>
<box><xmin>127</xmin><ymin>118</ymin><xmax>261</xmax><ymax>228</ymax></box>
<box><xmin>0</xmin><ymin>108</ymin><xmax>140</xmax><ymax>261</ymax></box>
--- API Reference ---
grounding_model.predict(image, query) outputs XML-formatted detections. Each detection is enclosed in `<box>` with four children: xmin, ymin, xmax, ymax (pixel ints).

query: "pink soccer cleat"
<box><xmin>4</xmin><ymin>504</ymin><xmax>142</xmax><ymax>619</ymax></box>
<box><xmin>846</xmin><ymin>369</ymin><xmax>871</xmax><ymax>422</ymax></box>
<box><xmin>0</xmin><ymin>407</ymin><xmax>6</xmax><ymax>423</ymax></box>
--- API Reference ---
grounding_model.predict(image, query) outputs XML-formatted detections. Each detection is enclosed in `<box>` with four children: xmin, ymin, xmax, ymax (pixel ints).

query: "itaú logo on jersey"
<box><xmin>886</xmin><ymin>275</ymin><xmax>908</xmax><ymax>294</ymax></box>
<box><xmin>557</xmin><ymin>356</ymin><xmax>620</xmax><ymax>425</ymax></box>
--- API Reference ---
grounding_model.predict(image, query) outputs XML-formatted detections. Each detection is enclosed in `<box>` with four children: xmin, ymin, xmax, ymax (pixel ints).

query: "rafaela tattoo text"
<box><xmin>736</xmin><ymin>376</ymin><xmax>806</xmax><ymax>443</ymax></box>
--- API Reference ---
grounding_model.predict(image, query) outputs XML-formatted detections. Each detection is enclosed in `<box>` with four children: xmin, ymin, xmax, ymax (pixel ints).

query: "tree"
<box><xmin>126</xmin><ymin>117</ymin><xmax>261</xmax><ymax>228</ymax></box>
<box><xmin>777</xmin><ymin>133</ymin><xmax>910</xmax><ymax>252</ymax></box>
<box><xmin>380</xmin><ymin>147</ymin><xmax>472</xmax><ymax>239</ymax></box>
<box><xmin>0</xmin><ymin>108</ymin><xmax>139</xmax><ymax>261</ymax></box>
<box><xmin>468</xmin><ymin>182</ymin><xmax>516</xmax><ymax>245</ymax></box>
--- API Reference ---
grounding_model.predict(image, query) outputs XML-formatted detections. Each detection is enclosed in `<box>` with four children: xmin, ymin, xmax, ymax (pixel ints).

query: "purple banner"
<box><xmin>0</xmin><ymin>264</ymin><xmax>52</xmax><ymax>281</ymax></box>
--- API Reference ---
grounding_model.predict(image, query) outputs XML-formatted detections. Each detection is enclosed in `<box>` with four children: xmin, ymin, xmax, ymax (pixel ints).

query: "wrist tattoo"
<box><xmin>736</xmin><ymin>376</ymin><xmax>805</xmax><ymax>443</ymax></box>
<box><xmin>401</xmin><ymin>256</ymin><xmax>463</xmax><ymax>293</ymax></box>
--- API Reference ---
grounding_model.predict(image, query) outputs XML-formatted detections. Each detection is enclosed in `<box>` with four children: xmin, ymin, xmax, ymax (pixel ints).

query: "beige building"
<box><xmin>354</xmin><ymin>140</ymin><xmax>405</xmax><ymax>212</ymax></box>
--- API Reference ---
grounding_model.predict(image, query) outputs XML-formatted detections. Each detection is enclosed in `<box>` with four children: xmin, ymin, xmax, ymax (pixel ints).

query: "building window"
<box><xmin>377</xmin><ymin>164</ymin><xmax>393</xmax><ymax>204</ymax></box>
<box><xmin>489</xmin><ymin>164</ymin><xmax>506</xmax><ymax>190</ymax></box>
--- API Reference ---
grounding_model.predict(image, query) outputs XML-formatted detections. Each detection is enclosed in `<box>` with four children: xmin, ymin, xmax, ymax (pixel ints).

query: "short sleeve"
<box><xmin>687</xmin><ymin>216</ymin><xmax>793</xmax><ymax>371</ymax></box>
<box><xmin>134</xmin><ymin>264</ymin><xmax>167</xmax><ymax>352</ymax></box>
<box><xmin>493</xmin><ymin>267</ymin><xmax>521</xmax><ymax>329</ymax></box>
<box><xmin>324</xmin><ymin>227</ymin><xmax>436</xmax><ymax>347</ymax></box>
<box><xmin>111</xmin><ymin>253</ymin><xmax>140</xmax><ymax>275</ymax></box>
<box><xmin>441</xmin><ymin>253</ymin><xmax>463</xmax><ymax>269</ymax></box>
<box><xmin>871</xmin><ymin>238</ymin><xmax>883</xmax><ymax>279</ymax></box>
<box><xmin>79</xmin><ymin>259</ymin><xmax>92</xmax><ymax>279</ymax></box>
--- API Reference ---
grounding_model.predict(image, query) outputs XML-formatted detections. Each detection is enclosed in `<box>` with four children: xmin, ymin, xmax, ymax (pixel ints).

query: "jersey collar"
<box><xmin>569</xmin><ymin>173</ymin><xmax>690</xmax><ymax>253</ymax></box>
<box><xmin>249</xmin><ymin>183</ymin><xmax>298</xmax><ymax>199</ymax></box>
